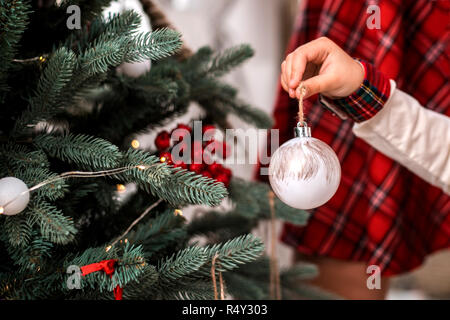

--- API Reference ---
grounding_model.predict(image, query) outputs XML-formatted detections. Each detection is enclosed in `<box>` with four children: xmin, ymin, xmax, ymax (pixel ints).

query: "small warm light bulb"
<box><xmin>174</xmin><ymin>209</ymin><xmax>183</xmax><ymax>216</ymax></box>
<box><xmin>160</xmin><ymin>156</ymin><xmax>166</xmax><ymax>163</ymax></box>
<box><xmin>116</xmin><ymin>184</ymin><xmax>126</xmax><ymax>192</ymax></box>
<box><xmin>105</xmin><ymin>246</ymin><xmax>112</xmax><ymax>252</ymax></box>
<box><xmin>39</xmin><ymin>56</ymin><xmax>45</xmax><ymax>62</ymax></box>
<box><xmin>131</xmin><ymin>139</ymin><xmax>140</xmax><ymax>149</ymax></box>
<box><xmin>0</xmin><ymin>207</ymin><xmax>4</xmax><ymax>214</ymax></box>
<box><xmin>137</xmin><ymin>165</ymin><xmax>147</xmax><ymax>170</ymax></box>
<box><xmin>124</xmin><ymin>238</ymin><xmax>128</xmax><ymax>243</ymax></box>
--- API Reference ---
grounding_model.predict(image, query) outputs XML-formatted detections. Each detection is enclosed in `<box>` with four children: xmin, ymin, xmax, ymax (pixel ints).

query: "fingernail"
<box><xmin>289</xmin><ymin>89</ymin><xmax>294</xmax><ymax>97</ymax></box>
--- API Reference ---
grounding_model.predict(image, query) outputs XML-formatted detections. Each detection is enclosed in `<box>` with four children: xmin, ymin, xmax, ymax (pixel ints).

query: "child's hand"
<box><xmin>281</xmin><ymin>37</ymin><xmax>364</xmax><ymax>100</ymax></box>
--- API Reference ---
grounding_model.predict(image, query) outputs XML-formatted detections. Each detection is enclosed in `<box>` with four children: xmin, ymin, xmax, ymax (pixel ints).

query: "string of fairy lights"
<box><xmin>0</xmin><ymin>137</ymin><xmax>186</xmax><ymax>256</ymax></box>
<box><xmin>0</xmin><ymin>137</ymin><xmax>174</xmax><ymax>215</ymax></box>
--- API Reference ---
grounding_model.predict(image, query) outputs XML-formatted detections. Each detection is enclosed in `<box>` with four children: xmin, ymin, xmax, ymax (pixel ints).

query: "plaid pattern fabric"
<box><xmin>320</xmin><ymin>60</ymin><xmax>391</xmax><ymax>122</ymax></box>
<box><xmin>261</xmin><ymin>0</ymin><xmax>450</xmax><ymax>276</ymax></box>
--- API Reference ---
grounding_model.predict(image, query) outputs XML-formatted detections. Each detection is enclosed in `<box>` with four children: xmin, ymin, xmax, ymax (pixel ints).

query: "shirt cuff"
<box><xmin>319</xmin><ymin>60</ymin><xmax>391</xmax><ymax>122</ymax></box>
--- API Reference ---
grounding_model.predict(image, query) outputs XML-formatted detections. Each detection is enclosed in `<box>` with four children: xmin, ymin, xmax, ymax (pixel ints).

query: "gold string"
<box><xmin>297</xmin><ymin>84</ymin><xmax>307</xmax><ymax>125</ymax></box>
<box><xmin>219</xmin><ymin>270</ymin><xmax>225</xmax><ymax>300</ymax></box>
<box><xmin>211</xmin><ymin>253</ymin><xmax>219</xmax><ymax>300</ymax></box>
<box><xmin>268</xmin><ymin>190</ymin><xmax>281</xmax><ymax>300</ymax></box>
<box><xmin>210</xmin><ymin>253</ymin><xmax>225</xmax><ymax>300</ymax></box>
<box><xmin>108</xmin><ymin>198</ymin><xmax>163</xmax><ymax>249</ymax></box>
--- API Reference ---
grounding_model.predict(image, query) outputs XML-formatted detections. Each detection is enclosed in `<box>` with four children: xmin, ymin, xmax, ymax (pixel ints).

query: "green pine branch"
<box><xmin>157</xmin><ymin>246</ymin><xmax>208</xmax><ymax>283</ymax></box>
<box><xmin>15</xmin><ymin>166</ymin><xmax>67</xmax><ymax>201</ymax></box>
<box><xmin>5</xmin><ymin>231</ymin><xmax>53</xmax><ymax>272</ymax></box>
<box><xmin>187</xmin><ymin>210</ymin><xmax>257</xmax><ymax>242</ymax></box>
<box><xmin>159</xmin><ymin>279</ymin><xmax>215</xmax><ymax>300</ymax></box>
<box><xmin>27</xmin><ymin>199</ymin><xmax>77</xmax><ymax>245</ymax></box>
<box><xmin>202</xmin><ymin>234</ymin><xmax>265</xmax><ymax>275</ymax></box>
<box><xmin>229</xmin><ymin>178</ymin><xmax>310</xmax><ymax>225</ymax></box>
<box><xmin>61</xmin><ymin>0</ymin><xmax>113</xmax><ymax>22</ymax></box>
<box><xmin>204</xmin><ymin>44</ymin><xmax>254</xmax><ymax>78</ymax></box>
<box><xmin>122</xmin><ymin>149</ymin><xmax>228</xmax><ymax>207</ymax></box>
<box><xmin>13</xmin><ymin>47</ymin><xmax>76</xmax><ymax>135</ymax></box>
<box><xmin>110</xmin><ymin>243</ymin><xmax>147</xmax><ymax>291</ymax></box>
<box><xmin>124</xmin><ymin>28</ymin><xmax>182</xmax><ymax>63</ymax></box>
<box><xmin>194</xmin><ymin>80</ymin><xmax>273</xmax><ymax>129</ymax></box>
<box><xmin>128</xmin><ymin>208</ymin><xmax>186</xmax><ymax>252</ymax></box>
<box><xmin>65</xmin><ymin>243</ymin><xmax>146</xmax><ymax>294</ymax></box>
<box><xmin>122</xmin><ymin>265</ymin><xmax>159</xmax><ymax>300</ymax></box>
<box><xmin>34</xmin><ymin>133</ymin><xmax>121</xmax><ymax>169</ymax></box>
<box><xmin>1</xmin><ymin>214</ymin><xmax>32</xmax><ymax>248</ymax></box>
<box><xmin>0</xmin><ymin>143</ymin><xmax>49</xmax><ymax>172</ymax></box>
<box><xmin>0</xmin><ymin>0</ymin><xmax>31</xmax><ymax>97</ymax></box>
<box><xmin>223</xmin><ymin>271</ymin><xmax>266</xmax><ymax>299</ymax></box>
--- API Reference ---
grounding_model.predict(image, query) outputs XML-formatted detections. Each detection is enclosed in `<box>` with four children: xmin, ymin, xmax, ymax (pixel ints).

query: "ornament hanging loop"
<box><xmin>294</xmin><ymin>121</ymin><xmax>311</xmax><ymax>138</ymax></box>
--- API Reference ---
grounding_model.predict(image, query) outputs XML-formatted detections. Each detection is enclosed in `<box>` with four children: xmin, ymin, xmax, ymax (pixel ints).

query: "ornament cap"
<box><xmin>294</xmin><ymin>122</ymin><xmax>311</xmax><ymax>138</ymax></box>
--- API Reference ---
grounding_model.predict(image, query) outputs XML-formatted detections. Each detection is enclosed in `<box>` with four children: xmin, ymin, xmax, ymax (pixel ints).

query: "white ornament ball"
<box><xmin>0</xmin><ymin>177</ymin><xmax>30</xmax><ymax>215</ymax></box>
<box><xmin>269</xmin><ymin>134</ymin><xmax>341</xmax><ymax>210</ymax></box>
<box><xmin>117</xmin><ymin>60</ymin><xmax>151</xmax><ymax>78</ymax></box>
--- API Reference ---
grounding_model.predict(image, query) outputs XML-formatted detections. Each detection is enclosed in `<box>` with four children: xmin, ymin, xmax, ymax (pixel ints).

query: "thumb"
<box><xmin>297</xmin><ymin>74</ymin><xmax>334</xmax><ymax>99</ymax></box>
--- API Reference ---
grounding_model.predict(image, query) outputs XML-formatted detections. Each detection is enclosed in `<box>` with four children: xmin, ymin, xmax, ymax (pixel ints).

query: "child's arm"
<box><xmin>281</xmin><ymin>37</ymin><xmax>450</xmax><ymax>194</ymax></box>
<box><xmin>352</xmin><ymin>81</ymin><xmax>450</xmax><ymax>194</ymax></box>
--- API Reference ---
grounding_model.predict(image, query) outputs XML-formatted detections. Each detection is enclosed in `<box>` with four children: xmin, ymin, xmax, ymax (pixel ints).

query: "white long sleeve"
<box><xmin>352</xmin><ymin>80</ymin><xmax>450</xmax><ymax>194</ymax></box>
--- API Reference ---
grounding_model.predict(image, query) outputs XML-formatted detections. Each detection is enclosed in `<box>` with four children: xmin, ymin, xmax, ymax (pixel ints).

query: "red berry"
<box><xmin>208</xmin><ymin>162</ymin><xmax>223</xmax><ymax>176</ymax></box>
<box><xmin>201</xmin><ymin>171</ymin><xmax>213</xmax><ymax>179</ymax></box>
<box><xmin>189</xmin><ymin>163</ymin><xmax>204</xmax><ymax>174</ymax></box>
<box><xmin>202</xmin><ymin>125</ymin><xmax>216</xmax><ymax>142</ymax></box>
<box><xmin>202</xmin><ymin>124</ymin><xmax>216</xmax><ymax>134</ymax></box>
<box><xmin>222</xmin><ymin>167</ymin><xmax>232</xmax><ymax>178</ymax></box>
<box><xmin>159</xmin><ymin>151</ymin><xmax>172</xmax><ymax>164</ymax></box>
<box><xmin>215</xmin><ymin>173</ymin><xmax>230</xmax><ymax>187</ymax></box>
<box><xmin>155</xmin><ymin>130</ymin><xmax>171</xmax><ymax>151</ymax></box>
<box><xmin>171</xmin><ymin>124</ymin><xmax>192</xmax><ymax>142</ymax></box>
<box><xmin>177</xmin><ymin>123</ymin><xmax>192</xmax><ymax>132</ymax></box>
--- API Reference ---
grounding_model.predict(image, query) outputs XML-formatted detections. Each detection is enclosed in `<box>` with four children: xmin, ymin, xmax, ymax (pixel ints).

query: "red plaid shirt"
<box><xmin>262</xmin><ymin>0</ymin><xmax>450</xmax><ymax>276</ymax></box>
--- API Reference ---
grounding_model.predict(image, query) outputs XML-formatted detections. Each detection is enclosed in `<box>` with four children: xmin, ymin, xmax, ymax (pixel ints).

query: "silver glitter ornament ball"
<box><xmin>268</xmin><ymin>123</ymin><xmax>341</xmax><ymax>210</ymax></box>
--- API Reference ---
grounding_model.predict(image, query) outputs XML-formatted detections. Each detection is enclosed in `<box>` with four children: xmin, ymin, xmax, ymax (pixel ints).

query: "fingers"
<box><xmin>299</xmin><ymin>73</ymin><xmax>335</xmax><ymax>99</ymax></box>
<box><xmin>281</xmin><ymin>53</ymin><xmax>301</xmax><ymax>97</ymax></box>
<box><xmin>285</xmin><ymin>54</ymin><xmax>294</xmax><ymax>97</ymax></box>
<box><xmin>281</xmin><ymin>61</ymin><xmax>288</xmax><ymax>92</ymax></box>
<box><xmin>289</xmin><ymin>52</ymin><xmax>307</xmax><ymax>90</ymax></box>
<box><xmin>281</xmin><ymin>37</ymin><xmax>332</xmax><ymax>96</ymax></box>
<box><xmin>280</xmin><ymin>74</ymin><xmax>289</xmax><ymax>92</ymax></box>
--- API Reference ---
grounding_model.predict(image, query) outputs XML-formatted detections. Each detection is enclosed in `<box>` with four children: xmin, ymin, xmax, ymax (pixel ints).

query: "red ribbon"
<box><xmin>81</xmin><ymin>259</ymin><xmax>123</xmax><ymax>300</ymax></box>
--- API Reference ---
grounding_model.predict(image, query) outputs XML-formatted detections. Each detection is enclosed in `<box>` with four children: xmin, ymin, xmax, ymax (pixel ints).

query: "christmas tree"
<box><xmin>0</xmin><ymin>0</ymin><xmax>319</xmax><ymax>300</ymax></box>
